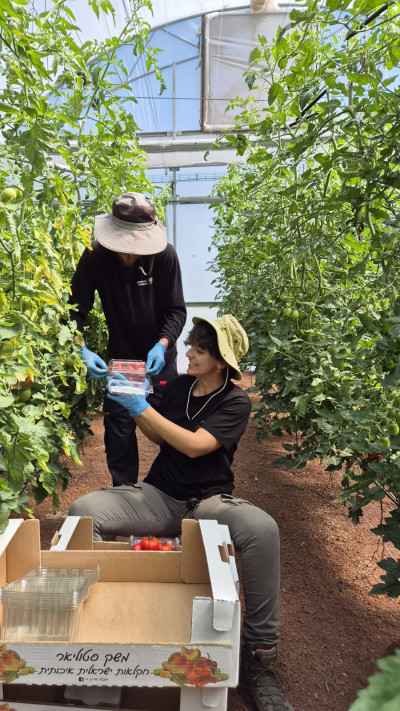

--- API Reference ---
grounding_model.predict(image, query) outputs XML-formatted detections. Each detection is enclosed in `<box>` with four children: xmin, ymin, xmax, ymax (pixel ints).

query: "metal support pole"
<box><xmin>172</xmin><ymin>63</ymin><xmax>177</xmax><ymax>140</ymax></box>
<box><xmin>172</xmin><ymin>168</ymin><xmax>177</xmax><ymax>250</ymax></box>
<box><xmin>171</xmin><ymin>63</ymin><xmax>177</xmax><ymax>250</ymax></box>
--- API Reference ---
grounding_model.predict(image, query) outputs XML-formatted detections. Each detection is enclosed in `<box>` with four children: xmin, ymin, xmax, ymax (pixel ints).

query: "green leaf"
<box><xmin>325</xmin><ymin>0</ymin><xmax>346</xmax><ymax>10</ymax></box>
<box><xmin>292</xmin><ymin>394</ymin><xmax>308</xmax><ymax>416</ymax></box>
<box><xmin>0</xmin><ymin>395</ymin><xmax>15</xmax><ymax>409</ymax></box>
<box><xmin>246</xmin><ymin>73</ymin><xmax>256</xmax><ymax>90</ymax></box>
<box><xmin>282</xmin><ymin>378</ymin><xmax>298</xmax><ymax>396</ymax></box>
<box><xmin>348</xmin><ymin>649</ymin><xmax>400</xmax><ymax>710</ymax></box>
<box><xmin>268</xmin><ymin>82</ymin><xmax>284</xmax><ymax>106</ymax></box>
<box><xmin>6</xmin><ymin>439</ymin><xmax>32</xmax><ymax>492</ymax></box>
<box><xmin>249</xmin><ymin>48</ymin><xmax>261</xmax><ymax>64</ymax></box>
<box><xmin>0</xmin><ymin>511</ymin><xmax>9</xmax><ymax>534</ymax></box>
<box><xmin>0</xmin><ymin>324</ymin><xmax>19</xmax><ymax>340</ymax></box>
<box><xmin>346</xmin><ymin>72</ymin><xmax>374</xmax><ymax>85</ymax></box>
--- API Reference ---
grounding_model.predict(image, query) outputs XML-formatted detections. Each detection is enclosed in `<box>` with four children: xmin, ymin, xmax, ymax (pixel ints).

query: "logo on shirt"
<box><xmin>137</xmin><ymin>277</ymin><xmax>153</xmax><ymax>287</ymax></box>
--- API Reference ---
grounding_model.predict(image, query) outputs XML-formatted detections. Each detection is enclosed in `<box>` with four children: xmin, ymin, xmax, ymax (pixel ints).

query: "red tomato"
<box><xmin>131</xmin><ymin>543</ymin><xmax>143</xmax><ymax>551</ymax></box>
<box><xmin>133</xmin><ymin>362</ymin><xmax>144</xmax><ymax>371</ymax></box>
<box><xmin>367</xmin><ymin>453</ymin><xmax>382</xmax><ymax>461</ymax></box>
<box><xmin>158</xmin><ymin>541</ymin><xmax>172</xmax><ymax>551</ymax></box>
<box><xmin>141</xmin><ymin>535</ymin><xmax>160</xmax><ymax>551</ymax></box>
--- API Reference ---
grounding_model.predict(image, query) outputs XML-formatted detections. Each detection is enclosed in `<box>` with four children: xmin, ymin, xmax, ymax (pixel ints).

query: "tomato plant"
<box><xmin>0</xmin><ymin>0</ymin><xmax>168</xmax><ymax>529</ymax></box>
<box><xmin>211</xmin><ymin>0</ymin><xmax>400</xmax><ymax>597</ymax></box>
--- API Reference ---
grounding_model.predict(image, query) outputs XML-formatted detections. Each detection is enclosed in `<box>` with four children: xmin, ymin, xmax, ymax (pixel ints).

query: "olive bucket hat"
<box><xmin>95</xmin><ymin>192</ymin><xmax>167</xmax><ymax>255</ymax></box>
<box><xmin>192</xmin><ymin>314</ymin><xmax>249</xmax><ymax>380</ymax></box>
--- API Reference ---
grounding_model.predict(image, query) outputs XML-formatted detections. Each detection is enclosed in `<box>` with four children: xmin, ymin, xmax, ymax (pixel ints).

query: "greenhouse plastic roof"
<box><xmin>66</xmin><ymin>1</ymin><xmax>265</xmax><ymax>41</ymax></box>
<box><xmin>42</xmin><ymin>0</ymin><xmax>295</xmax><ymax>169</ymax></box>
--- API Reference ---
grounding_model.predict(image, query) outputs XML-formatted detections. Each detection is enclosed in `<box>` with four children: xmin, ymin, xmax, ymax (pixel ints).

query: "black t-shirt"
<box><xmin>69</xmin><ymin>242</ymin><xmax>187</xmax><ymax>363</ymax></box>
<box><xmin>144</xmin><ymin>374</ymin><xmax>252</xmax><ymax>500</ymax></box>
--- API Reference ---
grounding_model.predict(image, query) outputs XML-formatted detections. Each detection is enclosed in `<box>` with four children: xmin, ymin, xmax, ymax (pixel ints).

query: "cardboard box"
<box><xmin>0</xmin><ymin>517</ymin><xmax>240</xmax><ymax>711</ymax></box>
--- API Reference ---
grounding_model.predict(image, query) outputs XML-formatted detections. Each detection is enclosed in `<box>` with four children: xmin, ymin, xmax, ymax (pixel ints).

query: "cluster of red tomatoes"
<box><xmin>131</xmin><ymin>535</ymin><xmax>173</xmax><ymax>551</ymax></box>
<box><xmin>109</xmin><ymin>361</ymin><xmax>146</xmax><ymax>373</ymax></box>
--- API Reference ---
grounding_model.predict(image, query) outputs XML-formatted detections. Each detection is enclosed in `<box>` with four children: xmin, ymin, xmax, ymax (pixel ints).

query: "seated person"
<box><xmin>69</xmin><ymin>314</ymin><xmax>293</xmax><ymax>711</ymax></box>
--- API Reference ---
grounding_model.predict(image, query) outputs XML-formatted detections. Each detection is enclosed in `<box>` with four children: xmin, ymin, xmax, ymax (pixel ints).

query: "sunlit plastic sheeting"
<box><xmin>32</xmin><ymin>2</ymin><xmax>260</xmax><ymax>44</ymax></box>
<box><xmin>32</xmin><ymin>0</ymin><xmax>128</xmax><ymax>43</ymax></box>
<box><xmin>176</xmin><ymin>305</ymin><xmax>220</xmax><ymax>373</ymax></box>
<box><xmin>117</xmin><ymin>17</ymin><xmax>202</xmax><ymax>134</ymax></box>
<box><xmin>145</xmin><ymin>148</ymin><xmax>245</xmax><ymax>169</ymax></box>
<box><xmin>166</xmin><ymin>193</ymin><xmax>220</xmax><ymax>303</ymax></box>
<box><xmin>203</xmin><ymin>9</ymin><xmax>294</xmax><ymax>131</ymax></box>
<box><xmin>139</xmin><ymin>1</ymin><xmax>256</xmax><ymax>30</ymax></box>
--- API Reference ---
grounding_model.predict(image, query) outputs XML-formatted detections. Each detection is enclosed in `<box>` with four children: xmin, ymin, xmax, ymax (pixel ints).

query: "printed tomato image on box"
<box><xmin>153</xmin><ymin>646</ymin><xmax>228</xmax><ymax>686</ymax></box>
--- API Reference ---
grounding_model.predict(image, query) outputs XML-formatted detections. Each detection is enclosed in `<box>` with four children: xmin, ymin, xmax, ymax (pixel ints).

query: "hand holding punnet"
<box><xmin>106</xmin><ymin>372</ymin><xmax>150</xmax><ymax>417</ymax></box>
<box><xmin>81</xmin><ymin>346</ymin><xmax>109</xmax><ymax>378</ymax></box>
<box><xmin>146</xmin><ymin>342</ymin><xmax>166</xmax><ymax>375</ymax></box>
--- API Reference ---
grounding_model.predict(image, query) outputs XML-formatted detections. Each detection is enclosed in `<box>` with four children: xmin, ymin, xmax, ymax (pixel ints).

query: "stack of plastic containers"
<box><xmin>0</xmin><ymin>566</ymin><xmax>99</xmax><ymax>642</ymax></box>
<box><xmin>107</xmin><ymin>360</ymin><xmax>153</xmax><ymax>396</ymax></box>
<box><xmin>26</xmin><ymin>566</ymin><xmax>100</xmax><ymax>602</ymax></box>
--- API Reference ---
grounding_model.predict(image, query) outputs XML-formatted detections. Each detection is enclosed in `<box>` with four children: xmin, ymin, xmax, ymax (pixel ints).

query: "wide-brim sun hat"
<box><xmin>95</xmin><ymin>192</ymin><xmax>167</xmax><ymax>255</ymax></box>
<box><xmin>192</xmin><ymin>314</ymin><xmax>249</xmax><ymax>380</ymax></box>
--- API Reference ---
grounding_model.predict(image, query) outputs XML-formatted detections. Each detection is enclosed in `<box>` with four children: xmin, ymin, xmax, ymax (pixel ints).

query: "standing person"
<box><xmin>69</xmin><ymin>192</ymin><xmax>187</xmax><ymax>487</ymax></box>
<box><xmin>69</xmin><ymin>314</ymin><xmax>293</xmax><ymax>711</ymax></box>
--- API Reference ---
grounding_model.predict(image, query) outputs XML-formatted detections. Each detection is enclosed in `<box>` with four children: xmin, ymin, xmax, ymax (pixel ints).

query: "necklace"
<box><xmin>138</xmin><ymin>255</ymin><xmax>155</xmax><ymax>276</ymax></box>
<box><xmin>186</xmin><ymin>369</ymin><xmax>229</xmax><ymax>421</ymax></box>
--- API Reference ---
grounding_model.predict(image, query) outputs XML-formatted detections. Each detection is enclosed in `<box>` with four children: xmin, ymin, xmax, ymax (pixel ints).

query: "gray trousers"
<box><xmin>69</xmin><ymin>482</ymin><xmax>280</xmax><ymax>648</ymax></box>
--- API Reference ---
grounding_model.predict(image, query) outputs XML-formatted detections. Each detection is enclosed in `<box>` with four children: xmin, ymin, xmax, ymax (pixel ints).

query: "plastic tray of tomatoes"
<box><xmin>107</xmin><ymin>360</ymin><xmax>153</xmax><ymax>396</ymax></box>
<box><xmin>129</xmin><ymin>535</ymin><xmax>181</xmax><ymax>551</ymax></box>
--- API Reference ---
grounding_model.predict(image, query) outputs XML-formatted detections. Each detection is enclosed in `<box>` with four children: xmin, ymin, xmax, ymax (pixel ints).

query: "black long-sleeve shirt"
<box><xmin>69</xmin><ymin>242</ymin><xmax>187</xmax><ymax>363</ymax></box>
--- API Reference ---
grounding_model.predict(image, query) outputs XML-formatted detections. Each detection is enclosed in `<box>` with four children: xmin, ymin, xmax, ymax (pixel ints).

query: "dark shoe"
<box><xmin>239</xmin><ymin>646</ymin><xmax>294</xmax><ymax>711</ymax></box>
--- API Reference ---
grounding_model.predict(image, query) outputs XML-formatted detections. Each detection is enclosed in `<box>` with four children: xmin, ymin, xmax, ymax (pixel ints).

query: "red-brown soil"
<box><xmin>34</xmin><ymin>374</ymin><xmax>399</xmax><ymax>711</ymax></box>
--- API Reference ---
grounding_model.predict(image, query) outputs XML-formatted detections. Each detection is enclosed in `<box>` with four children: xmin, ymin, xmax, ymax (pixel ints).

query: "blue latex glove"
<box><xmin>146</xmin><ymin>342</ymin><xmax>166</xmax><ymax>375</ymax></box>
<box><xmin>81</xmin><ymin>345</ymin><xmax>108</xmax><ymax>379</ymax></box>
<box><xmin>106</xmin><ymin>373</ymin><xmax>150</xmax><ymax>417</ymax></box>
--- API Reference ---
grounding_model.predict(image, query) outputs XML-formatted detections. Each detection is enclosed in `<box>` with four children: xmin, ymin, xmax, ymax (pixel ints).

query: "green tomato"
<box><xmin>10</xmin><ymin>185</ymin><xmax>23</xmax><ymax>199</ymax></box>
<box><xmin>1</xmin><ymin>187</ymin><xmax>17</xmax><ymax>202</ymax></box>
<box><xmin>388</xmin><ymin>422</ymin><xmax>399</xmax><ymax>437</ymax></box>
<box><xmin>291</xmin><ymin>309</ymin><xmax>299</xmax><ymax>320</ymax></box>
<box><xmin>284</xmin><ymin>307</ymin><xmax>292</xmax><ymax>317</ymax></box>
<box><xmin>18</xmin><ymin>388</ymin><xmax>32</xmax><ymax>403</ymax></box>
<box><xmin>379</xmin><ymin>436</ymin><xmax>391</xmax><ymax>450</ymax></box>
<box><xmin>384</xmin><ymin>359</ymin><xmax>395</xmax><ymax>371</ymax></box>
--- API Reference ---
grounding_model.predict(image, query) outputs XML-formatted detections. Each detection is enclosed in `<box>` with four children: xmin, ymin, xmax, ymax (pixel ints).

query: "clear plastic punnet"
<box><xmin>26</xmin><ymin>566</ymin><xmax>100</xmax><ymax>601</ymax></box>
<box><xmin>0</xmin><ymin>572</ymin><xmax>91</xmax><ymax>642</ymax></box>
<box><xmin>107</xmin><ymin>359</ymin><xmax>153</xmax><ymax>396</ymax></box>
